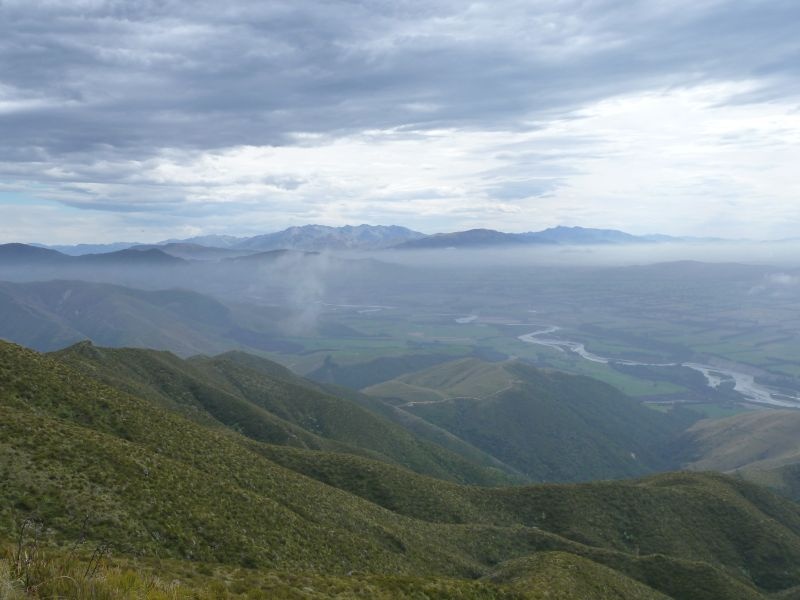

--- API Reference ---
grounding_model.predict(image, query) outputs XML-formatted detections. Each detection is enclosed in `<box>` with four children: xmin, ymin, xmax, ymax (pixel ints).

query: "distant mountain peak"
<box><xmin>160</xmin><ymin>234</ymin><xmax>244</xmax><ymax>248</ymax></box>
<box><xmin>236</xmin><ymin>224</ymin><xmax>426</xmax><ymax>252</ymax></box>
<box><xmin>0</xmin><ymin>243</ymin><xmax>69</xmax><ymax>264</ymax></box>
<box><xmin>392</xmin><ymin>225</ymin><xmax>692</xmax><ymax>249</ymax></box>
<box><xmin>79</xmin><ymin>247</ymin><xmax>187</xmax><ymax>264</ymax></box>
<box><xmin>17</xmin><ymin>224</ymin><xmax>729</xmax><ymax>256</ymax></box>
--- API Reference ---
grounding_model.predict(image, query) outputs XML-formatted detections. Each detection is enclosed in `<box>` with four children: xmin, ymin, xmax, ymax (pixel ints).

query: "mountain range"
<box><xmin>26</xmin><ymin>224</ymin><xmax>725</xmax><ymax>256</ymax></box>
<box><xmin>0</xmin><ymin>279</ymin><xmax>277</xmax><ymax>355</ymax></box>
<box><xmin>0</xmin><ymin>243</ymin><xmax>187</xmax><ymax>268</ymax></box>
<box><xmin>40</xmin><ymin>224</ymin><xmax>426</xmax><ymax>255</ymax></box>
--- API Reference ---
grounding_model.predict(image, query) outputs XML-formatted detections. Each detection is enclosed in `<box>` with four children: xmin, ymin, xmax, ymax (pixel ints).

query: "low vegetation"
<box><xmin>366</xmin><ymin>358</ymin><xmax>693</xmax><ymax>481</ymax></box>
<box><xmin>3</xmin><ymin>339</ymin><xmax>800</xmax><ymax>598</ymax></box>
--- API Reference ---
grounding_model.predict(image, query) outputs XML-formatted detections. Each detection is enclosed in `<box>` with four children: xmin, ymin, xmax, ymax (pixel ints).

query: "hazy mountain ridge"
<box><xmin>235</xmin><ymin>224</ymin><xmax>426</xmax><ymax>251</ymax></box>
<box><xmin>34</xmin><ymin>241</ymin><xmax>142</xmax><ymax>255</ymax></box>
<box><xmin>0</xmin><ymin>279</ymin><xmax>288</xmax><ymax>356</ymax></box>
<box><xmin>24</xmin><ymin>225</ymin><xmax>425</xmax><ymax>255</ymax></box>
<box><xmin>394</xmin><ymin>226</ymin><xmax>722</xmax><ymax>249</ymax></box>
<box><xmin>0</xmin><ymin>245</ymin><xmax>199</xmax><ymax>298</ymax></box>
<box><xmin>0</xmin><ymin>278</ymin><xmax>401</xmax><ymax>357</ymax></box>
<box><xmin>128</xmin><ymin>242</ymin><xmax>255</xmax><ymax>260</ymax></box>
<box><xmin>17</xmin><ymin>224</ymin><xmax>728</xmax><ymax>256</ymax></box>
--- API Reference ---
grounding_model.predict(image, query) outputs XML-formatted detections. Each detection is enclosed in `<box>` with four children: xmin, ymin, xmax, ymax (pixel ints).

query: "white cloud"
<box><xmin>2</xmin><ymin>0</ymin><xmax>800</xmax><ymax>241</ymax></box>
<box><xmin>7</xmin><ymin>81</ymin><xmax>800</xmax><ymax>240</ymax></box>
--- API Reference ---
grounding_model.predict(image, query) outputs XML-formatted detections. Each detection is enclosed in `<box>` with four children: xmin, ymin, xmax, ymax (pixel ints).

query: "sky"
<box><xmin>1</xmin><ymin>0</ymin><xmax>800</xmax><ymax>243</ymax></box>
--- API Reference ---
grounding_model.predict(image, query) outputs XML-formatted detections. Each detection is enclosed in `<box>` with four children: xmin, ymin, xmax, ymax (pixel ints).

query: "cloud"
<box><xmin>2</xmin><ymin>0</ymin><xmax>800</xmax><ymax>240</ymax></box>
<box><xmin>4</xmin><ymin>0</ymin><xmax>799</xmax><ymax>152</ymax></box>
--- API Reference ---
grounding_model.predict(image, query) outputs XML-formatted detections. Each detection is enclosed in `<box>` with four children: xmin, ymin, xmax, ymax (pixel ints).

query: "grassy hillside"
<box><xmin>366</xmin><ymin>358</ymin><xmax>692</xmax><ymax>482</ymax></box>
<box><xmin>0</xmin><ymin>546</ymin><xmax>674</xmax><ymax>599</ymax></box>
<box><xmin>51</xmin><ymin>342</ymin><xmax>515</xmax><ymax>486</ymax></box>
<box><xmin>193</xmin><ymin>348</ymin><xmax>526</xmax><ymax>478</ymax></box>
<box><xmin>332</xmin><ymin>382</ymin><xmax>525</xmax><ymax>475</ymax></box>
<box><xmin>680</xmin><ymin>410</ymin><xmax>800</xmax><ymax>501</ymax></box>
<box><xmin>246</xmin><ymin>442</ymin><xmax>800</xmax><ymax>593</ymax></box>
<box><xmin>309</xmin><ymin>353</ymin><xmax>470</xmax><ymax>390</ymax></box>
<box><xmin>486</xmin><ymin>552</ymin><xmax>671</xmax><ymax>600</ymax></box>
<box><xmin>683</xmin><ymin>410</ymin><xmax>800</xmax><ymax>473</ymax></box>
<box><xmin>364</xmin><ymin>357</ymin><xmax>517</xmax><ymax>404</ymax></box>
<box><xmin>0</xmin><ymin>340</ymin><xmax>505</xmax><ymax>575</ymax></box>
<box><xmin>6</xmin><ymin>340</ymin><xmax>800</xmax><ymax>597</ymax></box>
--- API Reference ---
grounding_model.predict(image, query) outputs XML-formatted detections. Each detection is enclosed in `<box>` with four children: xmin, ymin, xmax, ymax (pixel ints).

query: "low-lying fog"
<box><xmin>372</xmin><ymin>241</ymin><xmax>800</xmax><ymax>269</ymax></box>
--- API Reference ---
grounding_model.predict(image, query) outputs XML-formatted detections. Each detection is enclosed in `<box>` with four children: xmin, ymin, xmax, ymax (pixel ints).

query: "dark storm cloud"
<box><xmin>2</xmin><ymin>0</ymin><xmax>800</xmax><ymax>234</ymax></box>
<box><xmin>2</xmin><ymin>0</ymin><xmax>799</xmax><ymax>160</ymax></box>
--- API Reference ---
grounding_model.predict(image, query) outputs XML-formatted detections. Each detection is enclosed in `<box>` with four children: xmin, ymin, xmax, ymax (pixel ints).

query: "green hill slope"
<box><xmin>5</xmin><ymin>340</ymin><xmax>800</xmax><ymax>598</ymax></box>
<box><xmin>680</xmin><ymin>410</ymin><xmax>800</xmax><ymax>501</ymax></box>
<box><xmin>246</xmin><ymin>442</ymin><xmax>800</xmax><ymax>593</ymax></box>
<box><xmin>486</xmin><ymin>552</ymin><xmax>671</xmax><ymax>600</ymax></box>
<box><xmin>218</xmin><ymin>350</ymin><xmax>519</xmax><ymax>473</ymax></box>
<box><xmin>308</xmin><ymin>352</ymin><xmax>470</xmax><ymax>390</ymax></box>
<box><xmin>51</xmin><ymin>342</ymin><xmax>515</xmax><ymax>486</ymax></box>
<box><xmin>366</xmin><ymin>358</ymin><xmax>691</xmax><ymax>482</ymax></box>
<box><xmin>364</xmin><ymin>357</ymin><xmax>517</xmax><ymax>403</ymax></box>
<box><xmin>683</xmin><ymin>410</ymin><xmax>800</xmax><ymax>473</ymax></box>
<box><xmin>0</xmin><ymin>340</ymin><xmax>503</xmax><ymax>576</ymax></box>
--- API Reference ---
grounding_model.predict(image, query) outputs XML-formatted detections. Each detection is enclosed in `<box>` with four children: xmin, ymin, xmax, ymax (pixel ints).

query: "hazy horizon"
<box><xmin>2</xmin><ymin>222</ymin><xmax>798</xmax><ymax>248</ymax></box>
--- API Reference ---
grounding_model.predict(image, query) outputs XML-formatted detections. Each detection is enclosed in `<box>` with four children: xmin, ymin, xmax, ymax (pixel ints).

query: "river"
<box><xmin>518</xmin><ymin>326</ymin><xmax>800</xmax><ymax>408</ymax></box>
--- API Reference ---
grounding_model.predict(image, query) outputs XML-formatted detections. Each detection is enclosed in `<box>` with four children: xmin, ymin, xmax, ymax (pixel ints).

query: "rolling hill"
<box><xmin>129</xmin><ymin>242</ymin><xmax>253</xmax><ymax>260</ymax></box>
<box><xmin>52</xmin><ymin>342</ymin><xmax>514</xmax><ymax>485</ymax></box>
<box><xmin>0</xmin><ymin>279</ymin><xmax>306</xmax><ymax>356</ymax></box>
<box><xmin>5</xmin><ymin>339</ymin><xmax>800</xmax><ymax>598</ymax></box>
<box><xmin>236</xmin><ymin>224</ymin><xmax>425</xmax><ymax>251</ymax></box>
<box><xmin>0</xmin><ymin>243</ymin><xmax>185</xmax><ymax>267</ymax></box>
<box><xmin>682</xmin><ymin>410</ymin><xmax>800</xmax><ymax>474</ymax></box>
<box><xmin>307</xmin><ymin>352</ymin><xmax>458</xmax><ymax>389</ymax></box>
<box><xmin>0</xmin><ymin>280</ymin><xmax>250</xmax><ymax>355</ymax></box>
<box><xmin>528</xmin><ymin>225</ymin><xmax>646</xmax><ymax>244</ymax></box>
<box><xmin>390</xmin><ymin>226</ymin><xmax>697</xmax><ymax>249</ymax></box>
<box><xmin>679</xmin><ymin>410</ymin><xmax>800</xmax><ymax>501</ymax></box>
<box><xmin>0</xmin><ymin>243</ymin><xmax>70</xmax><ymax>265</ymax></box>
<box><xmin>74</xmin><ymin>247</ymin><xmax>186</xmax><ymax>266</ymax></box>
<box><xmin>364</xmin><ymin>358</ymin><xmax>694</xmax><ymax>482</ymax></box>
<box><xmin>394</xmin><ymin>228</ymin><xmax>535</xmax><ymax>249</ymax></box>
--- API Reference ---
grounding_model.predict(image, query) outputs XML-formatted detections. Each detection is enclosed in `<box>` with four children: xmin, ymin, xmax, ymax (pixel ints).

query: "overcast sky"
<box><xmin>2</xmin><ymin>0</ymin><xmax>799</xmax><ymax>243</ymax></box>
